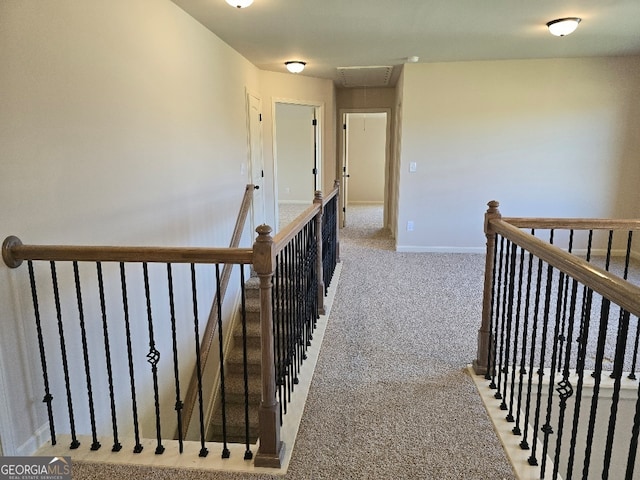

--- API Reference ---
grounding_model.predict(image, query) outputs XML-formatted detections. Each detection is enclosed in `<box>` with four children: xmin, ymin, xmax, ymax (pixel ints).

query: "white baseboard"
<box><xmin>16</xmin><ymin>423</ymin><xmax>49</xmax><ymax>456</ymax></box>
<box><xmin>347</xmin><ymin>201</ymin><xmax>383</xmax><ymax>205</ymax></box>
<box><xmin>395</xmin><ymin>245</ymin><xmax>485</xmax><ymax>254</ymax></box>
<box><xmin>279</xmin><ymin>200</ymin><xmax>311</xmax><ymax>205</ymax></box>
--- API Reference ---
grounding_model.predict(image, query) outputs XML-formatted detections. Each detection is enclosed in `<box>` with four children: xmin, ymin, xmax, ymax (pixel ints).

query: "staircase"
<box><xmin>208</xmin><ymin>276</ymin><xmax>262</xmax><ymax>445</ymax></box>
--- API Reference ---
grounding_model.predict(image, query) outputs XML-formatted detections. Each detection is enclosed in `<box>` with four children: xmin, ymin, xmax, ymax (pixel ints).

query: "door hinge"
<box><xmin>261</xmin><ymin>169</ymin><xmax>264</xmax><ymax>177</ymax></box>
<box><xmin>343</xmin><ymin>166</ymin><xmax>346</xmax><ymax>172</ymax></box>
<box><xmin>343</xmin><ymin>207</ymin><xmax>346</xmax><ymax>213</ymax></box>
<box><xmin>312</xmin><ymin>168</ymin><xmax>317</xmax><ymax>175</ymax></box>
<box><xmin>343</xmin><ymin>123</ymin><xmax>347</xmax><ymax>130</ymax></box>
<box><xmin>259</xmin><ymin>113</ymin><xmax>262</xmax><ymax>121</ymax></box>
<box><xmin>312</xmin><ymin>119</ymin><xmax>317</xmax><ymax>126</ymax></box>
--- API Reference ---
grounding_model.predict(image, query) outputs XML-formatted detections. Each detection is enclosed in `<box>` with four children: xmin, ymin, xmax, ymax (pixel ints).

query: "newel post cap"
<box><xmin>253</xmin><ymin>225</ymin><xmax>275</xmax><ymax>275</ymax></box>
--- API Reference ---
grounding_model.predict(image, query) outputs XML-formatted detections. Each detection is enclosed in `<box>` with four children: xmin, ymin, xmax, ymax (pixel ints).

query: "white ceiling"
<box><xmin>171</xmin><ymin>0</ymin><xmax>640</xmax><ymax>87</ymax></box>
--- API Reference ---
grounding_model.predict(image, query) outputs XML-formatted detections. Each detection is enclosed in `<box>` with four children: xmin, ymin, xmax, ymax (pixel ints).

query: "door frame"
<box><xmin>338</xmin><ymin>108</ymin><xmax>392</xmax><ymax>229</ymax></box>
<box><xmin>271</xmin><ymin>98</ymin><xmax>323</xmax><ymax>232</ymax></box>
<box><xmin>246</xmin><ymin>89</ymin><xmax>265</xmax><ymax>234</ymax></box>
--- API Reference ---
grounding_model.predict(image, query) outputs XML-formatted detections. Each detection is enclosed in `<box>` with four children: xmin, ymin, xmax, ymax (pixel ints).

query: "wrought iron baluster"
<box><xmin>566</xmin><ymin>286</ymin><xmax>594</xmax><ymax>478</ymax></box>
<box><xmin>72</xmin><ymin>261</ymin><xmax>100</xmax><ymax>451</ymax></box>
<box><xmin>492</xmin><ymin>236</ymin><xmax>506</xmax><ymax>394</ymax></box>
<box><xmin>540</xmin><ymin>270</ymin><xmax>567</xmax><ymax>477</ymax></box>
<box><xmin>582</xmin><ymin>298</ymin><xmax>611</xmax><ymax>478</ymax></box>
<box><xmin>166</xmin><ymin>263</ymin><xmax>184</xmax><ymax>454</ymax></box>
<box><xmin>528</xmin><ymin>255</ymin><xmax>555</xmax><ymax>466</ymax></box>
<box><xmin>552</xmin><ymin>278</ymin><xmax>579</xmax><ymax>479</ymax></box>
<box><xmin>142</xmin><ymin>262</ymin><xmax>164</xmax><ymax>455</ymax></box>
<box><xmin>601</xmin><ymin>310</ymin><xmax>631</xmax><ymax>479</ymax></box>
<box><xmin>520</xmin><ymin>255</ymin><xmax>544</xmax><ymax>450</ymax></box>
<box><xmin>96</xmin><ymin>262</ymin><xmax>122</xmax><ymax>452</ymax></box>
<box><xmin>497</xmin><ymin>240</ymin><xmax>512</xmax><ymax>404</ymax></box>
<box><xmin>27</xmin><ymin>261</ymin><xmax>56</xmax><ymax>446</ymax></box>
<box><xmin>485</xmin><ymin>233</ymin><xmax>499</xmax><ymax>382</ymax></box>
<box><xmin>514</xmin><ymin>237</ymin><xmax>535</xmax><ymax>437</ymax></box>
<box><xmin>50</xmin><ymin>261</ymin><xmax>80</xmax><ymax>449</ymax></box>
<box><xmin>557</xmin><ymin>230</ymin><xmax>574</xmax><ymax>374</ymax></box>
<box><xmin>626</xmin><ymin>373</ymin><xmax>640</xmax><ymax>479</ymax></box>
<box><xmin>507</xmin><ymin>245</ymin><xmax>526</xmax><ymax>423</ymax></box>
<box><xmin>239</xmin><ymin>267</ymin><xmax>253</xmax><ymax>460</ymax></box>
<box><xmin>213</xmin><ymin>263</ymin><xmax>226</xmax><ymax>458</ymax></box>
<box><xmin>274</xmin><ymin>252</ymin><xmax>285</xmax><ymax>422</ymax></box>
<box><xmin>119</xmin><ymin>263</ymin><xmax>143</xmax><ymax>453</ymax></box>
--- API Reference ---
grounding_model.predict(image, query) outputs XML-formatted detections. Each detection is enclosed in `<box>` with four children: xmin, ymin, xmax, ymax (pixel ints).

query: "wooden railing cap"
<box><xmin>2</xmin><ymin>235</ymin><xmax>23</xmax><ymax>268</ymax></box>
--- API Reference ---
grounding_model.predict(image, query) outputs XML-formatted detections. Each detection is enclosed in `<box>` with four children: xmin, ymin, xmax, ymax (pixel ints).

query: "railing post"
<box><xmin>333</xmin><ymin>179</ymin><xmax>341</xmax><ymax>263</ymax></box>
<box><xmin>473</xmin><ymin>200</ymin><xmax>501</xmax><ymax>375</ymax></box>
<box><xmin>252</xmin><ymin>225</ymin><xmax>285</xmax><ymax>468</ymax></box>
<box><xmin>314</xmin><ymin>190</ymin><xmax>326</xmax><ymax>315</ymax></box>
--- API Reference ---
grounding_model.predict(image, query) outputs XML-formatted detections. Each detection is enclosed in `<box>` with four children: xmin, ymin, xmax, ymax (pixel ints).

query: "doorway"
<box><xmin>341</xmin><ymin>111</ymin><xmax>389</xmax><ymax>228</ymax></box>
<box><xmin>273</xmin><ymin>101</ymin><xmax>321</xmax><ymax>231</ymax></box>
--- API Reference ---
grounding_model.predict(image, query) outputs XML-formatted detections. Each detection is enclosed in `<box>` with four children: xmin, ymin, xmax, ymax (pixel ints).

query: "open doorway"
<box><xmin>273</xmin><ymin>101</ymin><xmax>321</xmax><ymax>231</ymax></box>
<box><xmin>341</xmin><ymin>111</ymin><xmax>389</xmax><ymax>229</ymax></box>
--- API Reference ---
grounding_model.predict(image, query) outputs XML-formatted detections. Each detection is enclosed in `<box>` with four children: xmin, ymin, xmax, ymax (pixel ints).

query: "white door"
<box><xmin>341</xmin><ymin>114</ymin><xmax>350</xmax><ymax>227</ymax></box>
<box><xmin>247</xmin><ymin>92</ymin><xmax>265</xmax><ymax>233</ymax></box>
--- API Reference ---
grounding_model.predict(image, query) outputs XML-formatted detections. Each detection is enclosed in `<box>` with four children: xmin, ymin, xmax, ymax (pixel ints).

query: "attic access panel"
<box><xmin>337</xmin><ymin>66</ymin><xmax>393</xmax><ymax>88</ymax></box>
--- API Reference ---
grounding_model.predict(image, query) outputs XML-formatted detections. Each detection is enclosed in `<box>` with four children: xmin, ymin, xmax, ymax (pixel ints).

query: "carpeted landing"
<box><xmin>73</xmin><ymin>204</ymin><xmax>516</xmax><ymax>479</ymax></box>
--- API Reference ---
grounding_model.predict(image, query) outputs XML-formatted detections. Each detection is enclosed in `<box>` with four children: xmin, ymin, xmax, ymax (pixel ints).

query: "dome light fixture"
<box><xmin>225</xmin><ymin>0</ymin><xmax>253</xmax><ymax>8</ymax></box>
<box><xmin>285</xmin><ymin>61</ymin><xmax>306</xmax><ymax>74</ymax></box>
<box><xmin>546</xmin><ymin>17</ymin><xmax>581</xmax><ymax>36</ymax></box>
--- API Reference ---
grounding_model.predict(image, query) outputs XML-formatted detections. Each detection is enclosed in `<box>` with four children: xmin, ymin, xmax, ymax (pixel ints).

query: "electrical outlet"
<box><xmin>407</xmin><ymin>221</ymin><xmax>414</xmax><ymax>231</ymax></box>
<box><xmin>409</xmin><ymin>162</ymin><xmax>417</xmax><ymax>173</ymax></box>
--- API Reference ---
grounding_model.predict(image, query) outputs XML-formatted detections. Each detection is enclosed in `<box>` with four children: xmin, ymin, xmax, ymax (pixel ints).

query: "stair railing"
<box><xmin>0</xmin><ymin>182</ymin><xmax>340</xmax><ymax>469</ymax></box>
<box><xmin>473</xmin><ymin>200</ymin><xmax>640</xmax><ymax>479</ymax></box>
<box><xmin>181</xmin><ymin>184</ymin><xmax>255</xmax><ymax>441</ymax></box>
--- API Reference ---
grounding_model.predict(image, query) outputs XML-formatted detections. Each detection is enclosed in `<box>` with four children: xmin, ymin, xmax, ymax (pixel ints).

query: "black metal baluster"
<box><xmin>490</xmin><ymin>236</ymin><xmax>505</xmax><ymax>390</ymax></box>
<box><xmin>626</xmin><ymin>372</ymin><xmax>640</xmax><ymax>479</ymax></box>
<box><xmin>50</xmin><ymin>261</ymin><xmax>80</xmax><ymax>449</ymax></box>
<box><xmin>27</xmin><ymin>261</ymin><xmax>56</xmax><ymax>446</ymax></box>
<box><xmin>485</xmin><ymin>233</ymin><xmax>499</xmax><ymax>382</ymax></box>
<box><xmin>119</xmin><ymin>263</ymin><xmax>143</xmax><ymax>453</ymax></box>
<box><xmin>556</xmin><ymin>230</ymin><xmax>574</xmax><ymax>374</ymax></box>
<box><xmin>528</xmin><ymin>256</ymin><xmax>555</xmax><ymax>466</ymax></box>
<box><xmin>552</xmin><ymin>278</ymin><xmax>578</xmax><ymax>479</ymax></box>
<box><xmin>72</xmin><ymin>262</ymin><xmax>100</xmax><ymax>451</ymax></box>
<box><xmin>274</xmin><ymin>252</ymin><xmax>284</xmax><ymax>422</ymax></box>
<box><xmin>540</xmin><ymin>270</ymin><xmax>566</xmax><ymax>478</ymax></box>
<box><xmin>566</xmin><ymin>230</ymin><xmax>594</xmax><ymax>478</ymax></box>
<box><xmin>582</xmin><ymin>298</ymin><xmax>611</xmax><ymax>478</ymax></box>
<box><xmin>602</xmin><ymin>309</ymin><xmax>631</xmax><ymax>479</ymax></box>
<box><xmin>96</xmin><ymin>262</ymin><xmax>122</xmax><ymax>452</ymax></box>
<box><xmin>500</xmin><ymin>240</ymin><xmax>516</xmax><ymax>411</ymax></box>
<box><xmin>142</xmin><ymin>262</ymin><xmax>164</xmax><ymax>455</ymax></box>
<box><xmin>566</xmin><ymin>288</ymin><xmax>594</xmax><ymax>479</ymax></box>
<box><xmin>166</xmin><ymin>263</ymin><xmax>184</xmax><ymax>453</ymax></box>
<box><xmin>239</xmin><ymin>267</ymin><xmax>253</xmax><ymax>460</ymax></box>
<box><xmin>213</xmin><ymin>263</ymin><xmax>226</xmax><ymax>458</ymax></box>
<box><xmin>495</xmin><ymin>238</ymin><xmax>509</xmax><ymax>399</ymax></box>
<box><xmin>507</xmin><ymin>245</ymin><xmax>526</xmax><ymax>423</ymax></box>
<box><xmin>514</xmin><ymin>242</ymin><xmax>535</xmax><ymax>437</ymax></box>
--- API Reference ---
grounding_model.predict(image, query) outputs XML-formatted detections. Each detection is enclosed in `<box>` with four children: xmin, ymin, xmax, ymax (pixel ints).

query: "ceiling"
<box><xmin>171</xmin><ymin>0</ymin><xmax>640</xmax><ymax>88</ymax></box>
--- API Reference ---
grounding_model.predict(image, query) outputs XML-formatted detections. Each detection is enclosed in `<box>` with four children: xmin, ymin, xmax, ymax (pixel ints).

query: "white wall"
<box><xmin>346</xmin><ymin>113</ymin><xmax>386</xmax><ymax>204</ymax></box>
<box><xmin>397</xmin><ymin>57</ymin><xmax>640</xmax><ymax>252</ymax></box>
<box><xmin>0</xmin><ymin>0</ymin><xmax>260</xmax><ymax>455</ymax></box>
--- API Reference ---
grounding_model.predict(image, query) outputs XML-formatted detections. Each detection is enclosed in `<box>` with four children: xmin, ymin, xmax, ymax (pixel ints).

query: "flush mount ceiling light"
<box><xmin>285</xmin><ymin>61</ymin><xmax>306</xmax><ymax>73</ymax></box>
<box><xmin>546</xmin><ymin>17</ymin><xmax>581</xmax><ymax>36</ymax></box>
<box><xmin>225</xmin><ymin>0</ymin><xmax>253</xmax><ymax>8</ymax></box>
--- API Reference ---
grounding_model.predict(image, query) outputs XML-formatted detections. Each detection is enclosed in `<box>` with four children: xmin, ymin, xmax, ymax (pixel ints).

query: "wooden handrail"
<box><xmin>490</xmin><ymin>218</ymin><xmax>640</xmax><ymax>317</ymax></box>
<box><xmin>501</xmin><ymin>217</ymin><xmax>640</xmax><ymax>230</ymax></box>
<box><xmin>273</xmin><ymin>185</ymin><xmax>339</xmax><ymax>253</ymax></box>
<box><xmin>2</xmin><ymin>236</ymin><xmax>253</xmax><ymax>267</ymax></box>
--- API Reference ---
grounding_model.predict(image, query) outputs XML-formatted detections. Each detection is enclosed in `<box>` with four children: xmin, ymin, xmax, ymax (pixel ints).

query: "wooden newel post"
<box><xmin>473</xmin><ymin>200</ymin><xmax>501</xmax><ymax>376</ymax></box>
<box><xmin>314</xmin><ymin>190</ymin><xmax>326</xmax><ymax>315</ymax></box>
<box><xmin>252</xmin><ymin>225</ymin><xmax>285</xmax><ymax>467</ymax></box>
